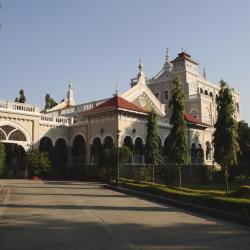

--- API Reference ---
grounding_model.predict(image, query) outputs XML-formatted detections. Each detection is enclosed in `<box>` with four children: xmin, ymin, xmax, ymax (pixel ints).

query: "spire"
<box><xmin>137</xmin><ymin>58</ymin><xmax>146</xmax><ymax>84</ymax></box>
<box><xmin>203</xmin><ymin>67</ymin><xmax>207</xmax><ymax>79</ymax></box>
<box><xmin>165</xmin><ymin>48</ymin><xmax>170</xmax><ymax>63</ymax></box>
<box><xmin>163</xmin><ymin>48</ymin><xmax>172</xmax><ymax>72</ymax></box>
<box><xmin>114</xmin><ymin>81</ymin><xmax>119</xmax><ymax>96</ymax></box>
<box><xmin>67</xmin><ymin>79</ymin><xmax>76</xmax><ymax>106</ymax></box>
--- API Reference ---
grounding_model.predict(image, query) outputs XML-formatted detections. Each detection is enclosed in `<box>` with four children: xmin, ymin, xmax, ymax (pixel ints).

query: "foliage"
<box><xmin>102</xmin><ymin>146</ymin><xmax>132</xmax><ymax>168</ymax></box>
<box><xmin>45</xmin><ymin>93</ymin><xmax>58</xmax><ymax>110</ymax></box>
<box><xmin>15</xmin><ymin>89</ymin><xmax>26</xmax><ymax>103</ymax></box>
<box><xmin>234</xmin><ymin>186</ymin><xmax>250</xmax><ymax>198</ymax></box>
<box><xmin>213</xmin><ymin>80</ymin><xmax>240</xmax><ymax>192</ymax></box>
<box><xmin>145</xmin><ymin>110</ymin><xmax>160</xmax><ymax>165</ymax></box>
<box><xmin>237</xmin><ymin>120</ymin><xmax>250</xmax><ymax>176</ymax></box>
<box><xmin>0</xmin><ymin>142</ymin><xmax>5</xmax><ymax>176</ymax></box>
<box><xmin>167</xmin><ymin>77</ymin><xmax>190</xmax><ymax>165</ymax></box>
<box><xmin>25</xmin><ymin>150</ymin><xmax>51</xmax><ymax>177</ymax></box>
<box><xmin>116</xmin><ymin>179</ymin><xmax>250</xmax><ymax>218</ymax></box>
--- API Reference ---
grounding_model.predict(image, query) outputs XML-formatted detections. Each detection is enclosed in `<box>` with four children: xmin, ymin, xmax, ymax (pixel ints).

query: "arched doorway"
<box><xmin>4</xmin><ymin>143</ymin><xmax>25</xmax><ymax>176</ymax></box>
<box><xmin>0</xmin><ymin>123</ymin><xmax>29</xmax><ymax>177</ymax></box>
<box><xmin>191</xmin><ymin>143</ymin><xmax>204</xmax><ymax>165</ymax></box>
<box><xmin>123</xmin><ymin>136</ymin><xmax>133</xmax><ymax>163</ymax></box>
<box><xmin>71</xmin><ymin>135</ymin><xmax>86</xmax><ymax>165</ymax></box>
<box><xmin>39</xmin><ymin>137</ymin><xmax>53</xmax><ymax>161</ymax></box>
<box><xmin>91</xmin><ymin>137</ymin><xmax>102</xmax><ymax>164</ymax></box>
<box><xmin>54</xmin><ymin>138</ymin><xmax>68</xmax><ymax>167</ymax></box>
<box><xmin>134</xmin><ymin>137</ymin><xmax>144</xmax><ymax>163</ymax></box>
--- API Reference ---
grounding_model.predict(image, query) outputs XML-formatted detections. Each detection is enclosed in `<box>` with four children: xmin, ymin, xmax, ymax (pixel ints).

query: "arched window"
<box><xmin>54</xmin><ymin>138</ymin><xmax>68</xmax><ymax>166</ymax></box>
<box><xmin>71</xmin><ymin>135</ymin><xmax>86</xmax><ymax>165</ymax></box>
<box><xmin>124</xmin><ymin>136</ymin><xmax>133</xmax><ymax>151</ymax></box>
<box><xmin>39</xmin><ymin>137</ymin><xmax>53</xmax><ymax>161</ymax></box>
<box><xmin>91</xmin><ymin>137</ymin><xmax>102</xmax><ymax>164</ymax></box>
<box><xmin>200</xmin><ymin>88</ymin><xmax>203</xmax><ymax>94</ymax></box>
<box><xmin>103</xmin><ymin>136</ymin><xmax>114</xmax><ymax>150</ymax></box>
<box><xmin>209</xmin><ymin>92</ymin><xmax>213</xmax><ymax>100</ymax></box>
<box><xmin>155</xmin><ymin>92</ymin><xmax>159</xmax><ymax>99</ymax></box>
<box><xmin>204</xmin><ymin>90</ymin><xmax>208</xmax><ymax>95</ymax></box>
<box><xmin>134</xmin><ymin>137</ymin><xmax>144</xmax><ymax>155</ymax></box>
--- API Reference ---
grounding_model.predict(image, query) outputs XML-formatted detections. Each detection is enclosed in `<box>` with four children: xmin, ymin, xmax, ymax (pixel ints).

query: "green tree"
<box><xmin>0</xmin><ymin>142</ymin><xmax>5</xmax><ymax>176</ymax></box>
<box><xmin>24</xmin><ymin>150</ymin><xmax>51</xmax><ymax>177</ymax></box>
<box><xmin>45</xmin><ymin>93</ymin><xmax>57</xmax><ymax>110</ymax></box>
<box><xmin>238</xmin><ymin>121</ymin><xmax>250</xmax><ymax>177</ymax></box>
<box><xmin>168</xmin><ymin>77</ymin><xmax>190</xmax><ymax>187</ymax></box>
<box><xmin>15</xmin><ymin>89</ymin><xmax>26</xmax><ymax>103</ymax></box>
<box><xmin>213</xmin><ymin>80</ymin><xmax>240</xmax><ymax>192</ymax></box>
<box><xmin>145</xmin><ymin>110</ymin><xmax>160</xmax><ymax>165</ymax></box>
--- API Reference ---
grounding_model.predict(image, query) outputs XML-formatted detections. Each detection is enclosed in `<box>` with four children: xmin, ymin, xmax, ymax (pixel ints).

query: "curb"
<box><xmin>105</xmin><ymin>184</ymin><xmax>250</xmax><ymax>227</ymax></box>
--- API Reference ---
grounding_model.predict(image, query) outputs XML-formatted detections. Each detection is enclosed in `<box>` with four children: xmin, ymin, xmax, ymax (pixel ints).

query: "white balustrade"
<box><xmin>0</xmin><ymin>100</ymin><xmax>40</xmax><ymax>114</ymax></box>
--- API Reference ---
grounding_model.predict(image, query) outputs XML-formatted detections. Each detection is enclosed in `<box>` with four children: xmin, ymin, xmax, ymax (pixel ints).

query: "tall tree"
<box><xmin>168</xmin><ymin>77</ymin><xmax>190</xmax><ymax>187</ymax></box>
<box><xmin>145</xmin><ymin>110</ymin><xmax>160</xmax><ymax>165</ymax></box>
<box><xmin>213</xmin><ymin>80</ymin><xmax>240</xmax><ymax>192</ymax></box>
<box><xmin>15</xmin><ymin>89</ymin><xmax>26</xmax><ymax>103</ymax></box>
<box><xmin>45</xmin><ymin>94</ymin><xmax>57</xmax><ymax>110</ymax></box>
<box><xmin>237</xmin><ymin>121</ymin><xmax>250</xmax><ymax>176</ymax></box>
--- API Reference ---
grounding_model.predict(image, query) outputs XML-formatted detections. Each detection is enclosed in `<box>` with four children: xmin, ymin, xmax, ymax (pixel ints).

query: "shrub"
<box><xmin>234</xmin><ymin>186</ymin><xmax>250</xmax><ymax>198</ymax></box>
<box><xmin>25</xmin><ymin>150</ymin><xmax>51</xmax><ymax>177</ymax></box>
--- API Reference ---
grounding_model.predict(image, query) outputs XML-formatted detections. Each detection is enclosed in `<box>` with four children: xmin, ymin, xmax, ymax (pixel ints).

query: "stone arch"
<box><xmin>102</xmin><ymin>134</ymin><xmax>114</xmax><ymax>144</ymax></box>
<box><xmin>71</xmin><ymin>134</ymin><xmax>86</xmax><ymax>165</ymax></box>
<box><xmin>39</xmin><ymin>136</ymin><xmax>53</xmax><ymax>161</ymax></box>
<box><xmin>134</xmin><ymin>137</ymin><xmax>144</xmax><ymax>155</ymax></box>
<box><xmin>200</xmin><ymin>88</ymin><xmax>203</xmax><ymax>94</ymax></box>
<box><xmin>209</xmin><ymin>92</ymin><xmax>213</xmax><ymax>100</ymax></box>
<box><xmin>91</xmin><ymin>137</ymin><xmax>102</xmax><ymax>164</ymax></box>
<box><xmin>70</xmin><ymin>133</ymin><xmax>86</xmax><ymax>147</ymax></box>
<box><xmin>54</xmin><ymin>136</ymin><xmax>68</xmax><ymax>146</ymax></box>
<box><xmin>54</xmin><ymin>138</ymin><xmax>68</xmax><ymax>167</ymax></box>
<box><xmin>90</xmin><ymin>135</ymin><xmax>102</xmax><ymax>145</ymax></box>
<box><xmin>103</xmin><ymin>136</ymin><xmax>114</xmax><ymax>150</ymax></box>
<box><xmin>0</xmin><ymin>121</ymin><xmax>31</xmax><ymax>145</ymax></box>
<box><xmin>133</xmin><ymin>135</ymin><xmax>145</xmax><ymax>145</ymax></box>
<box><xmin>123</xmin><ymin>135</ymin><xmax>133</xmax><ymax>151</ymax></box>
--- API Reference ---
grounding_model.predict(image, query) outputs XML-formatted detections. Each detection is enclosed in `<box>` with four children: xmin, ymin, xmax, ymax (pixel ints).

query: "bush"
<box><xmin>116</xmin><ymin>179</ymin><xmax>250</xmax><ymax>217</ymax></box>
<box><xmin>234</xmin><ymin>186</ymin><xmax>250</xmax><ymax>198</ymax></box>
<box><xmin>25</xmin><ymin>150</ymin><xmax>51</xmax><ymax>177</ymax></box>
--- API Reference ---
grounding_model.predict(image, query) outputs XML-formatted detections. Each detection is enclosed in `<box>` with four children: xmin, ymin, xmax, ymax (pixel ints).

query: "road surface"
<box><xmin>0</xmin><ymin>180</ymin><xmax>249</xmax><ymax>250</ymax></box>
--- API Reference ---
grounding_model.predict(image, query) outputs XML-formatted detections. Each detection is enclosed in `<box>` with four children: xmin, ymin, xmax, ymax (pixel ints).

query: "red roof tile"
<box><xmin>81</xmin><ymin>95</ymin><xmax>148</xmax><ymax>116</ymax></box>
<box><xmin>171</xmin><ymin>51</ymin><xmax>198</xmax><ymax>65</ymax></box>
<box><xmin>184</xmin><ymin>112</ymin><xmax>209</xmax><ymax>126</ymax></box>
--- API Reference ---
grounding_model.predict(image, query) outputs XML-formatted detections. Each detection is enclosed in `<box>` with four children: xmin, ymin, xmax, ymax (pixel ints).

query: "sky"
<box><xmin>0</xmin><ymin>0</ymin><xmax>250</xmax><ymax>122</ymax></box>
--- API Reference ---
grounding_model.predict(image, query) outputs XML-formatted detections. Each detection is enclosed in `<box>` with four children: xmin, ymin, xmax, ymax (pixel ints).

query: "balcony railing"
<box><xmin>40</xmin><ymin>115</ymin><xmax>73</xmax><ymax>126</ymax></box>
<box><xmin>0</xmin><ymin>100</ymin><xmax>40</xmax><ymax>114</ymax></box>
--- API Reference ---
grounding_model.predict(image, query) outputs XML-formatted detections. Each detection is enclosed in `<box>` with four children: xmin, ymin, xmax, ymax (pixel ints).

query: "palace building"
<box><xmin>0</xmin><ymin>50</ymin><xmax>240</xmax><ymax>176</ymax></box>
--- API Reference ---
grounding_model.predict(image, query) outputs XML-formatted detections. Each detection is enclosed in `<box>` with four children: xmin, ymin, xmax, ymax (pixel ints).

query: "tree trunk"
<box><xmin>178</xmin><ymin>164</ymin><xmax>182</xmax><ymax>188</ymax></box>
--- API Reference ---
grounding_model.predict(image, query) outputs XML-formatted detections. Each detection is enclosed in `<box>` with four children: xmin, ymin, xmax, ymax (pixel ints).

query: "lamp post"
<box><xmin>116</xmin><ymin>129</ymin><xmax>121</xmax><ymax>185</ymax></box>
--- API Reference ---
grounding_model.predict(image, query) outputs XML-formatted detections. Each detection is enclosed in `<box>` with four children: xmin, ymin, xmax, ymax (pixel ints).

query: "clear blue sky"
<box><xmin>0</xmin><ymin>0</ymin><xmax>250</xmax><ymax>122</ymax></box>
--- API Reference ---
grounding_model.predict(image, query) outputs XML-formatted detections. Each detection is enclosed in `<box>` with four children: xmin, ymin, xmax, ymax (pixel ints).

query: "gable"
<box><xmin>121</xmin><ymin>83</ymin><xmax>166</xmax><ymax>116</ymax></box>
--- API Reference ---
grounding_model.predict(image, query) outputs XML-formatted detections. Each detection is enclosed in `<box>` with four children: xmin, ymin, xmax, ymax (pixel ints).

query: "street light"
<box><xmin>116</xmin><ymin>129</ymin><xmax>121</xmax><ymax>185</ymax></box>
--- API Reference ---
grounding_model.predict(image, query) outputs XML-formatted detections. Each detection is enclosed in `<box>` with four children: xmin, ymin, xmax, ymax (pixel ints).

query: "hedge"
<box><xmin>115</xmin><ymin>179</ymin><xmax>250</xmax><ymax>217</ymax></box>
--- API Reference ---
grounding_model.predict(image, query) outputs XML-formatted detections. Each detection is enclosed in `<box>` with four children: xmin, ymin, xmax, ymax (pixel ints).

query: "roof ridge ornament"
<box><xmin>203</xmin><ymin>67</ymin><xmax>207</xmax><ymax>79</ymax></box>
<box><xmin>137</xmin><ymin>58</ymin><xmax>146</xmax><ymax>84</ymax></box>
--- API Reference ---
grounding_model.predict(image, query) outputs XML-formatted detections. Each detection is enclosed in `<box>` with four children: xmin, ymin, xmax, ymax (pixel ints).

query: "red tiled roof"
<box><xmin>184</xmin><ymin>112</ymin><xmax>209</xmax><ymax>127</ymax></box>
<box><xmin>171</xmin><ymin>51</ymin><xmax>198</xmax><ymax>65</ymax></box>
<box><xmin>81</xmin><ymin>95</ymin><xmax>148</xmax><ymax>116</ymax></box>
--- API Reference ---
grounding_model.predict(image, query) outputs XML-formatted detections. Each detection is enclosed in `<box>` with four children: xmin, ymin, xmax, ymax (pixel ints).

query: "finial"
<box><xmin>138</xmin><ymin>58</ymin><xmax>144</xmax><ymax>72</ymax></box>
<box><xmin>203</xmin><ymin>67</ymin><xmax>207</xmax><ymax>79</ymax></box>
<box><xmin>165</xmin><ymin>48</ymin><xmax>169</xmax><ymax>62</ymax></box>
<box><xmin>115</xmin><ymin>81</ymin><xmax>119</xmax><ymax>95</ymax></box>
<box><xmin>68</xmin><ymin>79</ymin><xmax>73</xmax><ymax>89</ymax></box>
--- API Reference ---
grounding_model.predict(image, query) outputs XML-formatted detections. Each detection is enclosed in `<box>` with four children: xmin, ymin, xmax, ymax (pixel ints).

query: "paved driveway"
<box><xmin>0</xmin><ymin>180</ymin><xmax>249</xmax><ymax>250</ymax></box>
